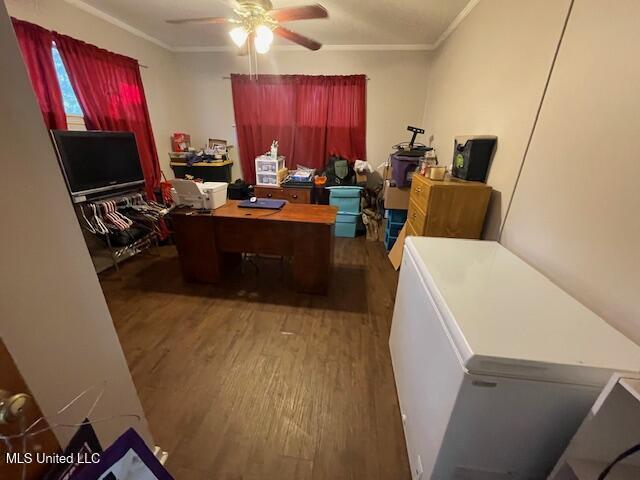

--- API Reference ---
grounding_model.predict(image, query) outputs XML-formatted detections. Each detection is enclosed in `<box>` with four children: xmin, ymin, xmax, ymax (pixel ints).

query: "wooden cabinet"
<box><xmin>407</xmin><ymin>174</ymin><xmax>491</xmax><ymax>239</ymax></box>
<box><xmin>254</xmin><ymin>185</ymin><xmax>313</xmax><ymax>204</ymax></box>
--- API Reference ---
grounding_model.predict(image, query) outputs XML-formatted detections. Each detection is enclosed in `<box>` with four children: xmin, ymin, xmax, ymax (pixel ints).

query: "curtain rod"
<box><xmin>139</xmin><ymin>63</ymin><xmax>149</xmax><ymax>69</ymax></box>
<box><xmin>221</xmin><ymin>75</ymin><xmax>369</xmax><ymax>80</ymax></box>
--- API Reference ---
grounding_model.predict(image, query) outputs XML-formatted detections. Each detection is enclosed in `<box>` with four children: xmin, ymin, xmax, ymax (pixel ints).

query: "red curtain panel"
<box><xmin>326</xmin><ymin>75</ymin><xmax>367</xmax><ymax>161</ymax></box>
<box><xmin>294</xmin><ymin>76</ymin><xmax>332</xmax><ymax>171</ymax></box>
<box><xmin>53</xmin><ymin>33</ymin><xmax>161</xmax><ymax>199</ymax></box>
<box><xmin>231</xmin><ymin>75</ymin><xmax>297</xmax><ymax>184</ymax></box>
<box><xmin>11</xmin><ymin>18</ymin><xmax>66</xmax><ymax>130</ymax></box>
<box><xmin>231</xmin><ymin>74</ymin><xmax>366</xmax><ymax>184</ymax></box>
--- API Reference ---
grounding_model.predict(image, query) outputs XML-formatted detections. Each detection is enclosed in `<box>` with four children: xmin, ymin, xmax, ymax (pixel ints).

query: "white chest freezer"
<box><xmin>389</xmin><ymin>237</ymin><xmax>640</xmax><ymax>480</ymax></box>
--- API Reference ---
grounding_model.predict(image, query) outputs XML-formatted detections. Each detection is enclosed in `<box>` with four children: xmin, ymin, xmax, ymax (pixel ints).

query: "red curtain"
<box><xmin>11</xmin><ymin>18</ymin><xmax>66</xmax><ymax>130</ymax></box>
<box><xmin>231</xmin><ymin>74</ymin><xmax>366</xmax><ymax>184</ymax></box>
<box><xmin>53</xmin><ymin>33</ymin><xmax>161</xmax><ymax>199</ymax></box>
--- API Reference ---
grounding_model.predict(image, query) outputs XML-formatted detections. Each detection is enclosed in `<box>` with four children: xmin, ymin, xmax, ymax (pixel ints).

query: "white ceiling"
<box><xmin>71</xmin><ymin>0</ymin><xmax>473</xmax><ymax>51</ymax></box>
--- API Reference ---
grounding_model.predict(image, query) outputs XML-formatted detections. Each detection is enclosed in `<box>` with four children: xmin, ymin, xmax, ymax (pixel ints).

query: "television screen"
<box><xmin>51</xmin><ymin>130</ymin><xmax>145</xmax><ymax>197</ymax></box>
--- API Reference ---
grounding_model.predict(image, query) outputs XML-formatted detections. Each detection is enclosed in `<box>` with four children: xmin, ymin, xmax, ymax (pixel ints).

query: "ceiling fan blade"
<box><xmin>274</xmin><ymin>27</ymin><xmax>322</xmax><ymax>51</ymax></box>
<box><xmin>269</xmin><ymin>4</ymin><xmax>328</xmax><ymax>22</ymax></box>
<box><xmin>166</xmin><ymin>17</ymin><xmax>229</xmax><ymax>25</ymax></box>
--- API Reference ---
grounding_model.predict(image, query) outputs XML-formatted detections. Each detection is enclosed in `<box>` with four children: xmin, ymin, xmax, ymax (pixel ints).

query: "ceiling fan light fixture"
<box><xmin>169</xmin><ymin>2</ymin><xmax>326</xmax><ymax>53</ymax></box>
<box><xmin>229</xmin><ymin>26</ymin><xmax>248</xmax><ymax>47</ymax></box>
<box><xmin>254</xmin><ymin>24</ymin><xmax>274</xmax><ymax>54</ymax></box>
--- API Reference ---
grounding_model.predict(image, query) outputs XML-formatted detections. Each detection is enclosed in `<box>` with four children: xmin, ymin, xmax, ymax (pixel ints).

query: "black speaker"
<box><xmin>452</xmin><ymin>136</ymin><xmax>497</xmax><ymax>182</ymax></box>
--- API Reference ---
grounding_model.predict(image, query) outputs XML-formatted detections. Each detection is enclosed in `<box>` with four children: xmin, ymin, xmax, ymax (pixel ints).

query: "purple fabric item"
<box><xmin>71</xmin><ymin>428</ymin><xmax>173</xmax><ymax>480</ymax></box>
<box><xmin>44</xmin><ymin>420</ymin><xmax>102</xmax><ymax>480</ymax></box>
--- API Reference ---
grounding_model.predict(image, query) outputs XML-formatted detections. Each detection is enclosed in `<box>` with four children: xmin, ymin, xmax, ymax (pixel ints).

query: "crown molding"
<box><xmin>171</xmin><ymin>43</ymin><xmax>433</xmax><ymax>53</ymax></box>
<box><xmin>303</xmin><ymin>44</ymin><xmax>433</xmax><ymax>52</ymax></box>
<box><xmin>64</xmin><ymin>0</ymin><xmax>173</xmax><ymax>50</ymax></box>
<box><xmin>64</xmin><ymin>0</ymin><xmax>479</xmax><ymax>54</ymax></box>
<box><xmin>432</xmin><ymin>0</ymin><xmax>480</xmax><ymax>50</ymax></box>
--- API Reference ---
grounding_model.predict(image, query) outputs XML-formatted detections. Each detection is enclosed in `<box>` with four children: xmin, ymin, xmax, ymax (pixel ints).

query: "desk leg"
<box><xmin>172</xmin><ymin>214</ymin><xmax>221</xmax><ymax>283</ymax></box>
<box><xmin>292</xmin><ymin>224</ymin><xmax>333</xmax><ymax>294</ymax></box>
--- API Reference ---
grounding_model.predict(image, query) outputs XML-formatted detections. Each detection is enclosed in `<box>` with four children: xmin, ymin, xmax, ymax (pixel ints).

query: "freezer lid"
<box><xmin>405</xmin><ymin>238</ymin><xmax>640</xmax><ymax>386</ymax></box>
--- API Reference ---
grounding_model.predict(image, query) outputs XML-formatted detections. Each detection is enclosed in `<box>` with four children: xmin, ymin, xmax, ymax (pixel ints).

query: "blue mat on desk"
<box><xmin>238</xmin><ymin>198</ymin><xmax>286</xmax><ymax>210</ymax></box>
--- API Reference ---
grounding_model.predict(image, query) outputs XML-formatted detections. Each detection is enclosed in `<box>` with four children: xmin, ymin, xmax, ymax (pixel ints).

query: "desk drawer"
<box><xmin>255</xmin><ymin>186</ymin><xmax>286</xmax><ymax>200</ymax></box>
<box><xmin>284</xmin><ymin>188</ymin><xmax>312</xmax><ymax>204</ymax></box>
<box><xmin>410</xmin><ymin>175</ymin><xmax>431</xmax><ymax>210</ymax></box>
<box><xmin>407</xmin><ymin>199</ymin><xmax>427</xmax><ymax>235</ymax></box>
<box><xmin>254</xmin><ymin>186</ymin><xmax>311</xmax><ymax>204</ymax></box>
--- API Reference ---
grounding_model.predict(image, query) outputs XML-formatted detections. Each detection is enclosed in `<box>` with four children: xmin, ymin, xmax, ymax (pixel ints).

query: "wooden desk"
<box><xmin>171</xmin><ymin>200</ymin><xmax>338</xmax><ymax>294</ymax></box>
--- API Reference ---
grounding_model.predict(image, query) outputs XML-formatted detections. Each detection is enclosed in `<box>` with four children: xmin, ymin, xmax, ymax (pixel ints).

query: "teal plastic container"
<box><xmin>335</xmin><ymin>212</ymin><xmax>359</xmax><ymax>237</ymax></box>
<box><xmin>327</xmin><ymin>186</ymin><xmax>363</xmax><ymax>214</ymax></box>
<box><xmin>384</xmin><ymin>209</ymin><xmax>408</xmax><ymax>250</ymax></box>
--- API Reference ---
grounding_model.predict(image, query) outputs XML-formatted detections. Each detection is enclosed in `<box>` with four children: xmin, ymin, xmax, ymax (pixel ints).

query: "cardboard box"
<box><xmin>383</xmin><ymin>162</ymin><xmax>392</xmax><ymax>181</ymax></box>
<box><xmin>383</xmin><ymin>180</ymin><xmax>411</xmax><ymax>210</ymax></box>
<box><xmin>388</xmin><ymin>224</ymin><xmax>407</xmax><ymax>270</ymax></box>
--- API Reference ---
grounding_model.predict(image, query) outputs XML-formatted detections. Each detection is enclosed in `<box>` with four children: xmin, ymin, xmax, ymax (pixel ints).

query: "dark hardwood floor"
<box><xmin>100</xmin><ymin>237</ymin><xmax>411</xmax><ymax>480</ymax></box>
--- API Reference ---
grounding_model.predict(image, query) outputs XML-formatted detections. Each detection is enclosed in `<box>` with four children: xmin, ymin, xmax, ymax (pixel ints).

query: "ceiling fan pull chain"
<box><xmin>248</xmin><ymin>38</ymin><xmax>253</xmax><ymax>78</ymax></box>
<box><xmin>254</xmin><ymin>43</ymin><xmax>258</xmax><ymax>80</ymax></box>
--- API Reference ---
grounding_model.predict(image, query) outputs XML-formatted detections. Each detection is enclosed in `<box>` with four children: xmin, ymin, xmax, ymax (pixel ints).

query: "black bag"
<box><xmin>104</xmin><ymin>227</ymin><xmax>148</xmax><ymax>247</ymax></box>
<box><xmin>228</xmin><ymin>179</ymin><xmax>251</xmax><ymax>200</ymax></box>
<box><xmin>323</xmin><ymin>156</ymin><xmax>356</xmax><ymax>186</ymax></box>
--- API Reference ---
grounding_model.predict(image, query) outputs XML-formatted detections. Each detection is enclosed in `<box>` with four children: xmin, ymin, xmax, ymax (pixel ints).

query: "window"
<box><xmin>52</xmin><ymin>45</ymin><xmax>86</xmax><ymax>130</ymax></box>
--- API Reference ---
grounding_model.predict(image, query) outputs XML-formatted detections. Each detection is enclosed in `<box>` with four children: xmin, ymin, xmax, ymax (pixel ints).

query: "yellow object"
<box><xmin>277</xmin><ymin>167</ymin><xmax>289</xmax><ymax>184</ymax></box>
<box><xmin>429</xmin><ymin>166</ymin><xmax>446</xmax><ymax>180</ymax></box>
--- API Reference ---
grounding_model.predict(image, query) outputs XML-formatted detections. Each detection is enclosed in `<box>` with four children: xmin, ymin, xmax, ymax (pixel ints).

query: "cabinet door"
<box><xmin>425</xmin><ymin>186</ymin><xmax>491</xmax><ymax>238</ymax></box>
<box><xmin>0</xmin><ymin>340</ymin><xmax>60</xmax><ymax>480</ymax></box>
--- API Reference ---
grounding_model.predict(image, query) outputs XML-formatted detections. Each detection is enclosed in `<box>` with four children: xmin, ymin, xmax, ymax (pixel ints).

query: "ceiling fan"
<box><xmin>166</xmin><ymin>0</ymin><xmax>328</xmax><ymax>54</ymax></box>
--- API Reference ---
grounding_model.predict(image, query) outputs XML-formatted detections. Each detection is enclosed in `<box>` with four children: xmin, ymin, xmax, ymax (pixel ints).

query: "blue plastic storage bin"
<box><xmin>335</xmin><ymin>212</ymin><xmax>359</xmax><ymax>238</ymax></box>
<box><xmin>384</xmin><ymin>208</ymin><xmax>408</xmax><ymax>251</ymax></box>
<box><xmin>386</xmin><ymin>209</ymin><xmax>407</xmax><ymax>224</ymax></box>
<box><xmin>327</xmin><ymin>186</ymin><xmax>363</xmax><ymax>214</ymax></box>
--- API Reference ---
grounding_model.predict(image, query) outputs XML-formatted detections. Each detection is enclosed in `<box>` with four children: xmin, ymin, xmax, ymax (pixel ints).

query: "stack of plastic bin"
<box><xmin>327</xmin><ymin>186</ymin><xmax>363</xmax><ymax>237</ymax></box>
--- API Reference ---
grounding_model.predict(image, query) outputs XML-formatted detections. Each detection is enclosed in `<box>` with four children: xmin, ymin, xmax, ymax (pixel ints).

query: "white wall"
<box><xmin>421</xmin><ymin>0</ymin><xmax>571</xmax><ymax>239</ymax></box>
<box><xmin>0</xmin><ymin>1</ymin><xmax>152</xmax><ymax>447</ymax></box>
<box><xmin>501</xmin><ymin>0</ymin><xmax>640</xmax><ymax>344</ymax></box>
<box><xmin>4</xmin><ymin>0</ymin><xmax>186</xmax><ymax>177</ymax></box>
<box><xmin>174</xmin><ymin>50</ymin><xmax>431</xmax><ymax>180</ymax></box>
<box><xmin>424</xmin><ymin>0</ymin><xmax>640</xmax><ymax>344</ymax></box>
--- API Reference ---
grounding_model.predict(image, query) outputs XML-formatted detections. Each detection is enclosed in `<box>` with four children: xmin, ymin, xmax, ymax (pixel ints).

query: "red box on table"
<box><xmin>171</xmin><ymin>133</ymin><xmax>191</xmax><ymax>152</ymax></box>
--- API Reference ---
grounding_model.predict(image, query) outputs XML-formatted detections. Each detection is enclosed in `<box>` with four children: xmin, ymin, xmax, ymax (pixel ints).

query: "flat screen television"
<box><xmin>51</xmin><ymin>130</ymin><xmax>145</xmax><ymax>198</ymax></box>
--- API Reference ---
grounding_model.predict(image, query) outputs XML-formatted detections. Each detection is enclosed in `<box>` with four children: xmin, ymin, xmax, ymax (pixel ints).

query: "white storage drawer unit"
<box><xmin>389</xmin><ymin>238</ymin><xmax>640</xmax><ymax>479</ymax></box>
<box><xmin>255</xmin><ymin>155</ymin><xmax>285</xmax><ymax>186</ymax></box>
